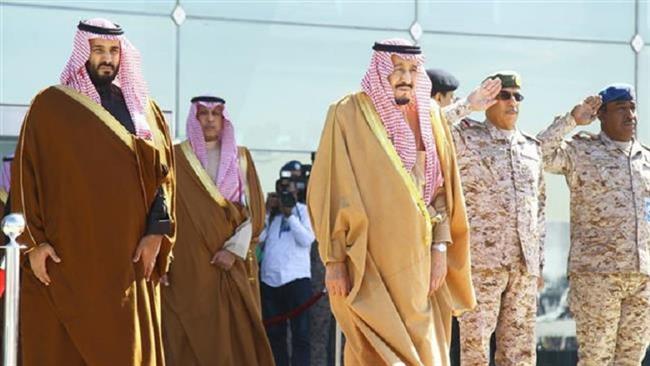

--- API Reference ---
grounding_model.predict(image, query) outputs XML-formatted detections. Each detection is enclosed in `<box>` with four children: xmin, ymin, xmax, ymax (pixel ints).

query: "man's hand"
<box><xmin>325</xmin><ymin>262</ymin><xmax>351</xmax><ymax>297</ymax></box>
<box><xmin>429</xmin><ymin>250</ymin><xmax>447</xmax><ymax>295</ymax></box>
<box><xmin>133</xmin><ymin>234</ymin><xmax>163</xmax><ymax>281</ymax></box>
<box><xmin>571</xmin><ymin>95</ymin><xmax>602</xmax><ymax>125</ymax></box>
<box><xmin>281</xmin><ymin>206</ymin><xmax>293</xmax><ymax>218</ymax></box>
<box><xmin>466</xmin><ymin>78</ymin><xmax>502</xmax><ymax>111</ymax></box>
<box><xmin>28</xmin><ymin>243</ymin><xmax>61</xmax><ymax>286</ymax></box>
<box><xmin>160</xmin><ymin>274</ymin><xmax>170</xmax><ymax>287</ymax></box>
<box><xmin>211</xmin><ymin>249</ymin><xmax>236</xmax><ymax>270</ymax></box>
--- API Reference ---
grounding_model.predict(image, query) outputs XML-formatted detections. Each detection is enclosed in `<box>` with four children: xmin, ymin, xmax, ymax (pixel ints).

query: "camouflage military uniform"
<box><xmin>537</xmin><ymin>113</ymin><xmax>650</xmax><ymax>366</ymax></box>
<box><xmin>451</xmin><ymin>116</ymin><xmax>545</xmax><ymax>366</ymax></box>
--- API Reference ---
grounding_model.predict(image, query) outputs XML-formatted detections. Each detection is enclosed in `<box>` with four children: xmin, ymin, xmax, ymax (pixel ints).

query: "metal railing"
<box><xmin>1</xmin><ymin>214</ymin><xmax>25</xmax><ymax>366</ymax></box>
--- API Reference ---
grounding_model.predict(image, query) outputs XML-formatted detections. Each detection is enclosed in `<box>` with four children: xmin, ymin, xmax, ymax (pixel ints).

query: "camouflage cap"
<box><xmin>485</xmin><ymin>70</ymin><xmax>522</xmax><ymax>88</ymax></box>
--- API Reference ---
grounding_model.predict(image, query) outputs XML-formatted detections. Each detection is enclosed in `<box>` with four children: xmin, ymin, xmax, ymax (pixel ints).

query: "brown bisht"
<box><xmin>11</xmin><ymin>85</ymin><xmax>176</xmax><ymax>366</ymax></box>
<box><xmin>161</xmin><ymin>141</ymin><xmax>273</xmax><ymax>366</ymax></box>
<box><xmin>238</xmin><ymin>146</ymin><xmax>267</xmax><ymax>309</ymax></box>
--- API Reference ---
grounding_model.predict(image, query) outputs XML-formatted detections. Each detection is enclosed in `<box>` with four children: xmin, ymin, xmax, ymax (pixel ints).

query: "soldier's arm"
<box><xmin>442</xmin><ymin>98</ymin><xmax>472</xmax><ymax>126</ymax></box>
<box><xmin>537</xmin><ymin>154</ymin><xmax>546</xmax><ymax>274</ymax></box>
<box><xmin>536</xmin><ymin>96</ymin><xmax>601</xmax><ymax>175</ymax></box>
<box><xmin>536</xmin><ymin>113</ymin><xmax>578</xmax><ymax>175</ymax></box>
<box><xmin>443</xmin><ymin>78</ymin><xmax>502</xmax><ymax>125</ymax></box>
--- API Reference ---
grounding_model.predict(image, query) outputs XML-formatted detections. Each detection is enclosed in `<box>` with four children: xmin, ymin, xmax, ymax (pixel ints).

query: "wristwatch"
<box><xmin>432</xmin><ymin>243</ymin><xmax>447</xmax><ymax>253</ymax></box>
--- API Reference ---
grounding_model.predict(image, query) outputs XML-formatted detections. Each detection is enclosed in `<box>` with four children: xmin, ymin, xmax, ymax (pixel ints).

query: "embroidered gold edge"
<box><xmin>0</xmin><ymin>190</ymin><xmax>7</xmax><ymax>205</ymax></box>
<box><xmin>237</xmin><ymin>146</ymin><xmax>251</xmax><ymax>208</ymax></box>
<box><xmin>356</xmin><ymin>92</ymin><xmax>432</xmax><ymax>246</ymax></box>
<box><xmin>179</xmin><ymin>141</ymin><xmax>228</xmax><ymax>207</ymax></box>
<box><xmin>53</xmin><ymin>85</ymin><xmax>135</xmax><ymax>150</ymax></box>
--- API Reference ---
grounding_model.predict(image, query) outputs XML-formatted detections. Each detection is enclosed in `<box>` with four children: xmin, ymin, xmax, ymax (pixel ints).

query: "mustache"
<box><xmin>98</xmin><ymin>62</ymin><xmax>115</xmax><ymax>70</ymax></box>
<box><xmin>395</xmin><ymin>83</ymin><xmax>413</xmax><ymax>89</ymax></box>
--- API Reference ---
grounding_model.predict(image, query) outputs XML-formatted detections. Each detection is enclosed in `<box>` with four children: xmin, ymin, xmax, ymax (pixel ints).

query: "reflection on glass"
<box><xmin>179</xmin><ymin>19</ymin><xmax>405</xmax><ymax>151</ymax></box>
<box><xmin>0</xmin><ymin>6</ymin><xmax>176</xmax><ymax>109</ymax></box>
<box><xmin>180</xmin><ymin>0</ymin><xmax>413</xmax><ymax>30</ymax></box>
<box><xmin>419</xmin><ymin>1</ymin><xmax>634</xmax><ymax>42</ymax></box>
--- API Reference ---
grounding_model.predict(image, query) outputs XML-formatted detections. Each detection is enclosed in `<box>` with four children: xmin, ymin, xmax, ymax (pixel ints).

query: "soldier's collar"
<box><xmin>485</xmin><ymin>119</ymin><xmax>524</xmax><ymax>144</ymax></box>
<box><xmin>599</xmin><ymin>132</ymin><xmax>642</xmax><ymax>156</ymax></box>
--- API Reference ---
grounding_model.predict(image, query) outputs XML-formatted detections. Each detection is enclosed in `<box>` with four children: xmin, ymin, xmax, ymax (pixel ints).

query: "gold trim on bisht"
<box><xmin>179</xmin><ymin>141</ymin><xmax>228</xmax><ymax>208</ymax></box>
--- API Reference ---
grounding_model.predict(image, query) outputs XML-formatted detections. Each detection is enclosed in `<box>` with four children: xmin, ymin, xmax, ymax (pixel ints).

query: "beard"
<box><xmin>86</xmin><ymin>62</ymin><xmax>118</xmax><ymax>87</ymax></box>
<box><xmin>395</xmin><ymin>97</ymin><xmax>411</xmax><ymax>106</ymax></box>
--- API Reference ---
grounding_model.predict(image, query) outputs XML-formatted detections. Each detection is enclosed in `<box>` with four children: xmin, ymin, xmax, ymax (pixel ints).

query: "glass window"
<box><xmin>179</xmin><ymin>19</ymin><xmax>405</xmax><ymax>151</ymax></box>
<box><xmin>181</xmin><ymin>0</ymin><xmax>414</xmax><ymax>30</ymax></box>
<box><xmin>418</xmin><ymin>0</ymin><xmax>635</xmax><ymax>42</ymax></box>
<box><xmin>4</xmin><ymin>1</ymin><xmax>175</xmax><ymax>16</ymax></box>
<box><xmin>0</xmin><ymin>5</ymin><xmax>176</xmax><ymax>111</ymax></box>
<box><xmin>641</xmin><ymin>0</ymin><xmax>650</xmax><ymax>40</ymax></box>
<box><xmin>639</xmin><ymin>49</ymin><xmax>649</xmax><ymax>143</ymax></box>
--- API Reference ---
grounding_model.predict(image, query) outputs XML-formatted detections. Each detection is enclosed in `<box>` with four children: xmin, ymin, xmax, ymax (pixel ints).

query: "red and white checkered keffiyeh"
<box><xmin>361</xmin><ymin>38</ymin><xmax>443</xmax><ymax>204</ymax></box>
<box><xmin>60</xmin><ymin>18</ymin><xmax>152</xmax><ymax>140</ymax></box>
<box><xmin>186</xmin><ymin>98</ymin><xmax>244</xmax><ymax>203</ymax></box>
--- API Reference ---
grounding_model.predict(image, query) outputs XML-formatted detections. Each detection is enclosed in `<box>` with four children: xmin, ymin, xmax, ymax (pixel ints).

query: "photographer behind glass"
<box><xmin>260</xmin><ymin>177</ymin><xmax>316</xmax><ymax>366</ymax></box>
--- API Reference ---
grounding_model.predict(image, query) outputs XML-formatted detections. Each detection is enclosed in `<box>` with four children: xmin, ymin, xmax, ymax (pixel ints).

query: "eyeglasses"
<box><xmin>496</xmin><ymin>91</ymin><xmax>524</xmax><ymax>102</ymax></box>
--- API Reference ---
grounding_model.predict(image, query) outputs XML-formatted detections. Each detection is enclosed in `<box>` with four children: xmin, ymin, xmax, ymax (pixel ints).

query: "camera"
<box><xmin>279</xmin><ymin>190</ymin><xmax>296</xmax><ymax>209</ymax></box>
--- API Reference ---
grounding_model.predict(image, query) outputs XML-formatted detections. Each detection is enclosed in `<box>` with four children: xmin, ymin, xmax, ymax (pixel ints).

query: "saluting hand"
<box><xmin>133</xmin><ymin>234</ymin><xmax>162</xmax><ymax>281</ymax></box>
<box><xmin>572</xmin><ymin>95</ymin><xmax>602</xmax><ymax>125</ymax></box>
<box><xmin>28</xmin><ymin>243</ymin><xmax>61</xmax><ymax>286</ymax></box>
<box><xmin>467</xmin><ymin>78</ymin><xmax>502</xmax><ymax>111</ymax></box>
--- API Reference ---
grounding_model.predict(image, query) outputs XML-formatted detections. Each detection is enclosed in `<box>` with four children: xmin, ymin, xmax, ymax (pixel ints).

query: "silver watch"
<box><xmin>432</xmin><ymin>243</ymin><xmax>447</xmax><ymax>253</ymax></box>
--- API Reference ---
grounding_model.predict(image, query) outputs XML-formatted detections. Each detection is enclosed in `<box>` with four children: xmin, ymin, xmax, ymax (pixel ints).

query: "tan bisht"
<box><xmin>12</xmin><ymin>85</ymin><xmax>175</xmax><ymax>366</ymax></box>
<box><xmin>162</xmin><ymin>141</ymin><xmax>273</xmax><ymax>366</ymax></box>
<box><xmin>308</xmin><ymin>92</ymin><xmax>475</xmax><ymax>365</ymax></box>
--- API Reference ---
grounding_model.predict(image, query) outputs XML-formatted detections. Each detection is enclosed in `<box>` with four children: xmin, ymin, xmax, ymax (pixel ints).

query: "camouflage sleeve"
<box><xmin>450</xmin><ymin>123</ymin><xmax>466</xmax><ymax>156</ymax></box>
<box><xmin>442</xmin><ymin>98</ymin><xmax>472</xmax><ymax>126</ymax></box>
<box><xmin>538</xmin><ymin>154</ymin><xmax>546</xmax><ymax>273</ymax></box>
<box><xmin>536</xmin><ymin>112</ymin><xmax>577</xmax><ymax>175</ymax></box>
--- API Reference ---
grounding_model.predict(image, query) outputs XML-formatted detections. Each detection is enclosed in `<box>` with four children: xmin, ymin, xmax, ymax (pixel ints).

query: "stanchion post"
<box><xmin>2</xmin><ymin>214</ymin><xmax>26</xmax><ymax>366</ymax></box>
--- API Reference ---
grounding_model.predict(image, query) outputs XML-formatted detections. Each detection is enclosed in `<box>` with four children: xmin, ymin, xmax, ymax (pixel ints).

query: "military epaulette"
<box><xmin>520</xmin><ymin>130</ymin><xmax>541</xmax><ymax>144</ymax></box>
<box><xmin>571</xmin><ymin>131</ymin><xmax>598</xmax><ymax>141</ymax></box>
<box><xmin>459</xmin><ymin>118</ymin><xmax>482</xmax><ymax>129</ymax></box>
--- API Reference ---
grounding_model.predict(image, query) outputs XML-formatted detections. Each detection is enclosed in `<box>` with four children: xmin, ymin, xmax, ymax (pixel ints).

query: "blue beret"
<box><xmin>426</xmin><ymin>68</ymin><xmax>459</xmax><ymax>94</ymax></box>
<box><xmin>599</xmin><ymin>83</ymin><xmax>635</xmax><ymax>104</ymax></box>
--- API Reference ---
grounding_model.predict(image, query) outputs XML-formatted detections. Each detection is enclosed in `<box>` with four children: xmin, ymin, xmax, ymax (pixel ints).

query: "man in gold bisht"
<box><xmin>162</xmin><ymin>95</ymin><xmax>273</xmax><ymax>366</ymax></box>
<box><xmin>12</xmin><ymin>18</ymin><xmax>175</xmax><ymax>365</ymax></box>
<box><xmin>308</xmin><ymin>38</ymin><xmax>484</xmax><ymax>365</ymax></box>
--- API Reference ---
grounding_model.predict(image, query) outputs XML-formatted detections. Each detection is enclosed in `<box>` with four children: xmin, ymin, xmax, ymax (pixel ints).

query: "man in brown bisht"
<box><xmin>12</xmin><ymin>18</ymin><xmax>175</xmax><ymax>366</ymax></box>
<box><xmin>162</xmin><ymin>95</ymin><xmax>273</xmax><ymax>366</ymax></box>
<box><xmin>308</xmin><ymin>38</ymin><xmax>494</xmax><ymax>365</ymax></box>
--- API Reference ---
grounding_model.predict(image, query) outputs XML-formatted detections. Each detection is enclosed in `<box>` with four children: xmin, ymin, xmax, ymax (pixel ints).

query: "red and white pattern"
<box><xmin>361</xmin><ymin>38</ymin><xmax>443</xmax><ymax>203</ymax></box>
<box><xmin>186</xmin><ymin>98</ymin><xmax>243</xmax><ymax>203</ymax></box>
<box><xmin>59</xmin><ymin>18</ymin><xmax>152</xmax><ymax>140</ymax></box>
